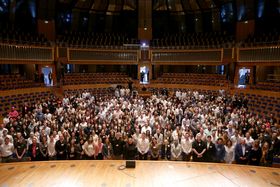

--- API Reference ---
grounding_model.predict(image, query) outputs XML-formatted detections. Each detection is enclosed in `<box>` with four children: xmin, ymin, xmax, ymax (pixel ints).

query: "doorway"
<box><xmin>238</xmin><ymin>67</ymin><xmax>250</xmax><ymax>88</ymax></box>
<box><xmin>41</xmin><ymin>66</ymin><xmax>53</xmax><ymax>86</ymax></box>
<box><xmin>140</xmin><ymin>66</ymin><xmax>149</xmax><ymax>84</ymax></box>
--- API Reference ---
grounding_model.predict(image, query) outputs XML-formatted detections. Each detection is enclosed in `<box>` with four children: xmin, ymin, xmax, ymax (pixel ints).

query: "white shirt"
<box><xmin>245</xmin><ymin>137</ymin><xmax>254</xmax><ymax>147</ymax></box>
<box><xmin>83</xmin><ymin>142</ymin><xmax>96</xmax><ymax>156</ymax></box>
<box><xmin>230</xmin><ymin>135</ymin><xmax>241</xmax><ymax>146</ymax></box>
<box><xmin>171</xmin><ymin>143</ymin><xmax>182</xmax><ymax>159</ymax></box>
<box><xmin>2</xmin><ymin>135</ymin><xmax>13</xmax><ymax>144</ymax></box>
<box><xmin>172</xmin><ymin>130</ymin><xmax>179</xmax><ymax>141</ymax></box>
<box><xmin>45</xmin><ymin>113</ymin><xmax>52</xmax><ymax>121</ymax></box>
<box><xmin>181</xmin><ymin>138</ymin><xmax>192</xmax><ymax>154</ymax></box>
<box><xmin>224</xmin><ymin>145</ymin><xmax>235</xmax><ymax>164</ymax></box>
<box><xmin>137</xmin><ymin>138</ymin><xmax>150</xmax><ymax>154</ymax></box>
<box><xmin>154</xmin><ymin>133</ymin><xmax>164</xmax><ymax>145</ymax></box>
<box><xmin>137</xmin><ymin>116</ymin><xmax>147</xmax><ymax>127</ymax></box>
<box><xmin>0</xmin><ymin>142</ymin><xmax>14</xmax><ymax>157</ymax></box>
<box><xmin>141</xmin><ymin>126</ymin><xmax>152</xmax><ymax>134</ymax></box>
<box><xmin>48</xmin><ymin>141</ymin><xmax>56</xmax><ymax>157</ymax></box>
<box><xmin>3</xmin><ymin>117</ymin><xmax>9</xmax><ymax>125</ymax></box>
<box><xmin>0</xmin><ymin>128</ymin><xmax>8</xmax><ymax>137</ymax></box>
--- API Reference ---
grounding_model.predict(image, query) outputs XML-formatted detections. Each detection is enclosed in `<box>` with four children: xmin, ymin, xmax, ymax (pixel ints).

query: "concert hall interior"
<box><xmin>0</xmin><ymin>0</ymin><xmax>280</xmax><ymax>186</ymax></box>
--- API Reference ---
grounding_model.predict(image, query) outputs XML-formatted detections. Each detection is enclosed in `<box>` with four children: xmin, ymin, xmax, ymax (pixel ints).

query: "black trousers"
<box><xmin>182</xmin><ymin>152</ymin><xmax>191</xmax><ymax>161</ymax></box>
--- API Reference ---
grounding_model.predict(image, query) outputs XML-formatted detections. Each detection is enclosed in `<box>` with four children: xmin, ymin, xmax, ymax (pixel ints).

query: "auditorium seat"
<box><xmin>0</xmin><ymin>74</ymin><xmax>44</xmax><ymax>90</ymax></box>
<box><xmin>63</xmin><ymin>72</ymin><xmax>131</xmax><ymax>85</ymax></box>
<box><xmin>0</xmin><ymin>27</ymin><xmax>51</xmax><ymax>46</ymax></box>
<box><xmin>150</xmin><ymin>32</ymin><xmax>234</xmax><ymax>49</ymax></box>
<box><xmin>57</xmin><ymin>31</ymin><xmax>139</xmax><ymax>49</ymax></box>
<box><xmin>0</xmin><ymin>91</ymin><xmax>53</xmax><ymax>117</ymax></box>
<box><xmin>151</xmin><ymin>73</ymin><xmax>228</xmax><ymax>87</ymax></box>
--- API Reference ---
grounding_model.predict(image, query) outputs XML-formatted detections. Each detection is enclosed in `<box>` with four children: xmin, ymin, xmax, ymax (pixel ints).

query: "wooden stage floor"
<box><xmin>0</xmin><ymin>160</ymin><xmax>279</xmax><ymax>187</ymax></box>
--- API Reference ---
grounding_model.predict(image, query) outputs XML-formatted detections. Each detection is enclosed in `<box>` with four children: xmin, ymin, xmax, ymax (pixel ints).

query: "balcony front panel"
<box><xmin>0</xmin><ymin>44</ymin><xmax>53</xmax><ymax>61</ymax></box>
<box><xmin>68</xmin><ymin>48</ymin><xmax>138</xmax><ymax>63</ymax></box>
<box><xmin>151</xmin><ymin>49</ymin><xmax>222</xmax><ymax>64</ymax></box>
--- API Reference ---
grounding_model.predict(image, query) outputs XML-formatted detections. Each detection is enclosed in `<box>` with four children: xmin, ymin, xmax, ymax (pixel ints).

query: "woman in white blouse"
<box><xmin>224</xmin><ymin>140</ymin><xmax>235</xmax><ymax>164</ymax></box>
<box><xmin>82</xmin><ymin>136</ymin><xmax>98</xmax><ymax>159</ymax></box>
<box><xmin>171</xmin><ymin>139</ymin><xmax>182</xmax><ymax>161</ymax></box>
<box><xmin>181</xmin><ymin>133</ymin><xmax>193</xmax><ymax>161</ymax></box>
<box><xmin>47</xmin><ymin>135</ymin><xmax>56</xmax><ymax>160</ymax></box>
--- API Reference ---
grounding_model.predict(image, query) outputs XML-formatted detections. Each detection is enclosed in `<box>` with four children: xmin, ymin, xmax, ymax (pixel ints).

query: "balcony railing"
<box><xmin>0</xmin><ymin>43</ymin><xmax>54</xmax><ymax>61</ymax></box>
<box><xmin>151</xmin><ymin>49</ymin><xmax>223</xmax><ymax>63</ymax></box>
<box><xmin>238</xmin><ymin>46</ymin><xmax>280</xmax><ymax>62</ymax></box>
<box><xmin>0</xmin><ymin>42</ymin><xmax>279</xmax><ymax>65</ymax></box>
<box><xmin>68</xmin><ymin>48</ymin><xmax>138</xmax><ymax>62</ymax></box>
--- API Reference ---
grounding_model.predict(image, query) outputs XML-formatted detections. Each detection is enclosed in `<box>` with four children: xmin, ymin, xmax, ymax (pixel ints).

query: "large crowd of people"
<box><xmin>0</xmin><ymin>89</ymin><xmax>279</xmax><ymax>167</ymax></box>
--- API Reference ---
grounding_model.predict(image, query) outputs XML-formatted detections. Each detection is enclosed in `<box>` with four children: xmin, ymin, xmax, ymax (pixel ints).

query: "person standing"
<box><xmin>205</xmin><ymin>135</ymin><xmax>216</xmax><ymax>162</ymax></box>
<box><xmin>215</xmin><ymin>138</ymin><xmax>226</xmax><ymax>163</ymax></box>
<box><xmin>39</xmin><ymin>136</ymin><xmax>49</xmax><ymax>161</ymax></box>
<box><xmin>102</xmin><ymin>137</ymin><xmax>113</xmax><ymax>160</ymax></box>
<box><xmin>83</xmin><ymin>136</ymin><xmax>98</xmax><ymax>160</ymax></box>
<box><xmin>55</xmin><ymin>135</ymin><xmax>67</xmax><ymax>160</ymax></box>
<box><xmin>28</xmin><ymin>137</ymin><xmax>40</xmax><ymax>161</ymax></box>
<box><xmin>248</xmin><ymin>140</ymin><xmax>262</xmax><ymax>166</ymax></box>
<box><xmin>111</xmin><ymin>133</ymin><xmax>124</xmax><ymax>160</ymax></box>
<box><xmin>96</xmin><ymin>138</ymin><xmax>104</xmax><ymax>160</ymax></box>
<box><xmin>171</xmin><ymin>139</ymin><xmax>182</xmax><ymax>161</ymax></box>
<box><xmin>68</xmin><ymin>139</ymin><xmax>77</xmax><ymax>160</ymax></box>
<box><xmin>137</xmin><ymin>133</ymin><xmax>150</xmax><ymax>160</ymax></box>
<box><xmin>150</xmin><ymin>138</ymin><xmax>160</xmax><ymax>160</ymax></box>
<box><xmin>235</xmin><ymin>138</ymin><xmax>250</xmax><ymax>165</ymax></box>
<box><xmin>161</xmin><ymin>139</ymin><xmax>171</xmax><ymax>160</ymax></box>
<box><xmin>224</xmin><ymin>140</ymin><xmax>235</xmax><ymax>164</ymax></box>
<box><xmin>181</xmin><ymin>133</ymin><xmax>192</xmax><ymax>161</ymax></box>
<box><xmin>192</xmin><ymin>133</ymin><xmax>206</xmax><ymax>162</ymax></box>
<box><xmin>48</xmin><ymin>135</ymin><xmax>57</xmax><ymax>160</ymax></box>
<box><xmin>124</xmin><ymin>137</ymin><xmax>137</xmax><ymax>160</ymax></box>
<box><xmin>0</xmin><ymin>137</ymin><xmax>14</xmax><ymax>163</ymax></box>
<box><xmin>260</xmin><ymin>142</ymin><xmax>273</xmax><ymax>167</ymax></box>
<box><xmin>14</xmin><ymin>133</ymin><xmax>27</xmax><ymax>162</ymax></box>
<box><xmin>48</xmin><ymin>71</ymin><xmax>52</xmax><ymax>85</ymax></box>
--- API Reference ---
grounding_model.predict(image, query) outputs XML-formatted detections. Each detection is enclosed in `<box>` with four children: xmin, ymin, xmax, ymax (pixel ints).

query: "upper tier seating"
<box><xmin>0</xmin><ymin>74</ymin><xmax>43</xmax><ymax>90</ymax></box>
<box><xmin>151</xmin><ymin>73</ymin><xmax>229</xmax><ymax>87</ymax></box>
<box><xmin>240</xmin><ymin>30</ymin><xmax>280</xmax><ymax>47</ymax></box>
<box><xmin>0</xmin><ymin>27</ymin><xmax>51</xmax><ymax>46</ymax></box>
<box><xmin>57</xmin><ymin>31</ymin><xmax>140</xmax><ymax>49</ymax></box>
<box><xmin>63</xmin><ymin>72</ymin><xmax>131</xmax><ymax>85</ymax></box>
<box><xmin>150</xmin><ymin>32</ymin><xmax>235</xmax><ymax>49</ymax></box>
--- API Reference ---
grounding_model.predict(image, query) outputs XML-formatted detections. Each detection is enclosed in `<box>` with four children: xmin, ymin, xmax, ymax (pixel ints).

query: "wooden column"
<box><xmin>138</xmin><ymin>0</ymin><xmax>152</xmax><ymax>40</ymax></box>
<box><xmin>37</xmin><ymin>20</ymin><xmax>56</xmax><ymax>41</ymax></box>
<box><xmin>236</xmin><ymin>20</ymin><xmax>255</xmax><ymax>42</ymax></box>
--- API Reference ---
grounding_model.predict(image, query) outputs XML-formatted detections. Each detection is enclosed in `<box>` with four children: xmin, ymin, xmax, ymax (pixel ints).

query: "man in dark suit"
<box><xmin>161</xmin><ymin>139</ymin><xmax>171</xmax><ymax>160</ymax></box>
<box><xmin>205</xmin><ymin>135</ymin><xmax>216</xmax><ymax>162</ymax></box>
<box><xmin>111</xmin><ymin>133</ymin><xmax>124</xmax><ymax>160</ymax></box>
<box><xmin>28</xmin><ymin>137</ymin><xmax>40</xmax><ymax>161</ymax></box>
<box><xmin>124</xmin><ymin>137</ymin><xmax>137</xmax><ymax>160</ymax></box>
<box><xmin>235</xmin><ymin>138</ymin><xmax>250</xmax><ymax>165</ymax></box>
<box><xmin>55</xmin><ymin>134</ymin><xmax>68</xmax><ymax>160</ymax></box>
